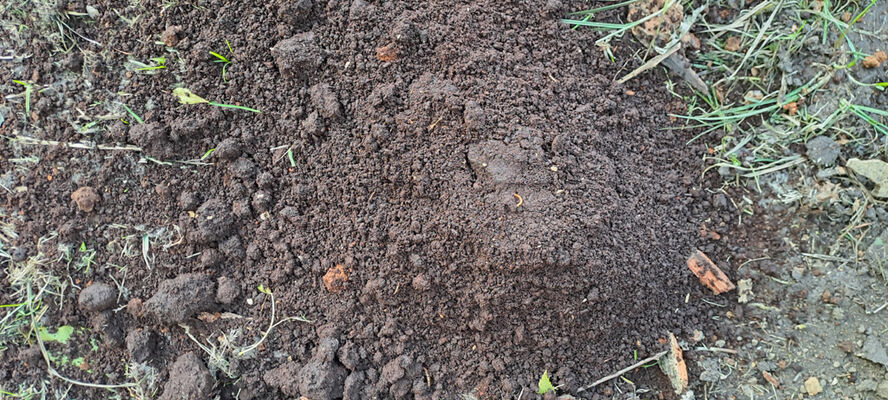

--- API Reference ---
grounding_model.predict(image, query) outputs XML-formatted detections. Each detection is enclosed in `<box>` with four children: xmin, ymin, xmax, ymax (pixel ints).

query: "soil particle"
<box><xmin>194</xmin><ymin>199</ymin><xmax>234</xmax><ymax>243</ymax></box>
<box><xmin>263</xmin><ymin>362</ymin><xmax>302</xmax><ymax>396</ymax></box>
<box><xmin>126</xmin><ymin>298</ymin><xmax>144</xmax><ymax>317</ymax></box>
<box><xmin>229</xmin><ymin>158</ymin><xmax>257</xmax><ymax>181</ymax></box>
<box><xmin>215</xmin><ymin>276</ymin><xmax>240</xmax><ymax>304</ymax></box>
<box><xmin>144</xmin><ymin>273</ymin><xmax>215</xmax><ymax>324</ymax></box>
<box><xmin>214</xmin><ymin>138</ymin><xmax>242</xmax><ymax>161</ymax></box>
<box><xmin>862</xmin><ymin>50</ymin><xmax>887</xmax><ymax>68</ymax></box>
<box><xmin>301</xmin><ymin>111</ymin><xmax>326</xmax><ymax>140</ymax></box>
<box><xmin>198</xmin><ymin>248</ymin><xmax>223</xmax><ymax>268</ymax></box>
<box><xmin>296</xmin><ymin>337</ymin><xmax>348</xmax><ymax>400</ymax></box>
<box><xmin>466</xmin><ymin>140</ymin><xmax>550</xmax><ymax>186</ymax></box>
<box><xmin>92</xmin><ymin>310</ymin><xmax>125</xmax><ymax>347</ymax></box>
<box><xmin>463</xmin><ymin>100</ymin><xmax>486</xmax><ymax>131</ymax></box>
<box><xmin>309</xmin><ymin>83</ymin><xmax>342</xmax><ymax>120</ymax></box>
<box><xmin>78</xmin><ymin>282</ymin><xmax>117</xmax><ymax>312</ymax></box>
<box><xmin>411</xmin><ymin>274</ymin><xmax>429</xmax><ymax>291</ymax></box>
<box><xmin>322</xmin><ymin>264</ymin><xmax>348</xmax><ymax>293</ymax></box>
<box><xmin>277</xmin><ymin>0</ymin><xmax>312</xmax><ymax>24</ymax></box>
<box><xmin>725</xmin><ymin>36</ymin><xmax>741</xmax><ymax>52</ymax></box>
<box><xmin>250</xmin><ymin>191</ymin><xmax>271</xmax><ymax>213</ymax></box>
<box><xmin>337</xmin><ymin>341</ymin><xmax>363</xmax><ymax>371</ymax></box>
<box><xmin>271</xmin><ymin>32</ymin><xmax>321</xmax><ymax>80</ymax></box>
<box><xmin>806</xmin><ymin>136</ymin><xmax>840</xmax><ymax>166</ymax></box>
<box><xmin>159</xmin><ymin>352</ymin><xmax>214</xmax><ymax>400</ymax></box>
<box><xmin>343</xmin><ymin>371</ymin><xmax>366</xmax><ymax>400</ymax></box>
<box><xmin>878</xmin><ymin>380</ymin><xmax>888</xmax><ymax>398</ymax></box>
<box><xmin>220</xmin><ymin>235</ymin><xmax>245</xmax><ymax>259</ymax></box>
<box><xmin>178</xmin><ymin>191</ymin><xmax>201</xmax><ymax>211</ymax></box>
<box><xmin>71</xmin><ymin>186</ymin><xmax>100</xmax><ymax>213</ymax></box>
<box><xmin>128</xmin><ymin>122</ymin><xmax>174</xmax><ymax>158</ymax></box>
<box><xmin>125</xmin><ymin>329</ymin><xmax>158</xmax><ymax>363</ymax></box>
<box><xmin>160</xmin><ymin>25</ymin><xmax>182</xmax><ymax>47</ymax></box>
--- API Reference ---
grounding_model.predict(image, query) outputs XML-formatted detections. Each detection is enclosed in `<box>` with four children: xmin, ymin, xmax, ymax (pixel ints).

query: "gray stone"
<box><xmin>806</xmin><ymin>136</ymin><xmax>840</xmax><ymax>166</ymax></box>
<box><xmin>861</xmin><ymin>335</ymin><xmax>888</xmax><ymax>369</ymax></box>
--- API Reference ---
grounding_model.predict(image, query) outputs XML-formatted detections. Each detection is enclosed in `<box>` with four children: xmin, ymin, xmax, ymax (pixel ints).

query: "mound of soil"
<box><xmin>2</xmin><ymin>0</ymin><xmax>735</xmax><ymax>398</ymax></box>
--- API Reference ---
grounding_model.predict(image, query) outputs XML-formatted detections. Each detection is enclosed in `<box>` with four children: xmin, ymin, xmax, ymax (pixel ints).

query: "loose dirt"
<box><xmin>1</xmin><ymin>0</ymin><xmax>740</xmax><ymax>398</ymax></box>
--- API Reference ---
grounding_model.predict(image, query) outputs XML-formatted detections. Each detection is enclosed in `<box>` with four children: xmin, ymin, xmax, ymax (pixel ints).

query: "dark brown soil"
<box><xmin>1</xmin><ymin>0</ymin><xmax>738</xmax><ymax>398</ymax></box>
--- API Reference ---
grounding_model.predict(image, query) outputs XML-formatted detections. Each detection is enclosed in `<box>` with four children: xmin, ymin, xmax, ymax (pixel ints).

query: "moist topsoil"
<box><xmin>1</xmin><ymin>0</ymin><xmax>738</xmax><ymax>398</ymax></box>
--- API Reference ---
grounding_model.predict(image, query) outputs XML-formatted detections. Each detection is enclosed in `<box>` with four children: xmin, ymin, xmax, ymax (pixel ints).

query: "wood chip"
<box><xmin>762</xmin><ymin>370</ymin><xmax>779</xmax><ymax>388</ymax></box>
<box><xmin>659</xmin><ymin>332</ymin><xmax>688</xmax><ymax>394</ymax></box>
<box><xmin>686</xmin><ymin>250</ymin><xmax>736</xmax><ymax>295</ymax></box>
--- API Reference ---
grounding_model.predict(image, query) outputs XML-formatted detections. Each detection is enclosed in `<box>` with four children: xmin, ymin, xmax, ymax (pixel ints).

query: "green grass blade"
<box><xmin>122</xmin><ymin>104</ymin><xmax>143</xmax><ymax>124</ymax></box>
<box><xmin>560</xmin><ymin>19</ymin><xmax>632</xmax><ymax>30</ymax></box>
<box><xmin>208</xmin><ymin>101</ymin><xmax>261</xmax><ymax>113</ymax></box>
<box><xmin>209</xmin><ymin>51</ymin><xmax>230</xmax><ymax>63</ymax></box>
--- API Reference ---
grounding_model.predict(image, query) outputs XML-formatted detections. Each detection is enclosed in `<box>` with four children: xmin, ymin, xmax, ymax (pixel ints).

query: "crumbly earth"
<box><xmin>0</xmin><ymin>0</ymin><xmax>740</xmax><ymax>398</ymax></box>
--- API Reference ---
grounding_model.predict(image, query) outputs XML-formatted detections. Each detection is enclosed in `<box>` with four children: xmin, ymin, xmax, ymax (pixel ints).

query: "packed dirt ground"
<box><xmin>2</xmin><ymin>0</ymin><xmax>887</xmax><ymax>399</ymax></box>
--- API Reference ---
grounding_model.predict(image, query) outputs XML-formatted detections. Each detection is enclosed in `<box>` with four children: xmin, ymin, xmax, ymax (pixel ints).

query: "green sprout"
<box><xmin>135</xmin><ymin>57</ymin><xmax>166</xmax><ymax>71</ymax></box>
<box><xmin>12</xmin><ymin>80</ymin><xmax>32</xmax><ymax>114</ymax></box>
<box><xmin>287</xmin><ymin>148</ymin><xmax>296</xmax><ymax>167</ymax></box>
<box><xmin>537</xmin><ymin>370</ymin><xmax>555</xmax><ymax>395</ymax></box>
<box><xmin>172</xmin><ymin>87</ymin><xmax>261</xmax><ymax>113</ymax></box>
<box><xmin>210</xmin><ymin>40</ymin><xmax>233</xmax><ymax>82</ymax></box>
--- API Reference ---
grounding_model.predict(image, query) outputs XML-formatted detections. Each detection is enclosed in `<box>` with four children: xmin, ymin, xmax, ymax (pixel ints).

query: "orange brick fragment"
<box><xmin>376</xmin><ymin>43</ymin><xmax>398</xmax><ymax>62</ymax></box>
<box><xmin>323</xmin><ymin>264</ymin><xmax>348</xmax><ymax>293</ymax></box>
<box><xmin>686</xmin><ymin>250</ymin><xmax>736</xmax><ymax>295</ymax></box>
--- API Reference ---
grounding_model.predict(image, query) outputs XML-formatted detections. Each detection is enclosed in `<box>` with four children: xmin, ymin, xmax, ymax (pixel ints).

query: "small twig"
<box><xmin>9</xmin><ymin>135</ymin><xmax>142</xmax><ymax>151</ymax></box>
<box><xmin>577</xmin><ymin>350</ymin><xmax>667</xmax><ymax>392</ymax></box>
<box><xmin>693</xmin><ymin>346</ymin><xmax>738</xmax><ymax>354</ymax></box>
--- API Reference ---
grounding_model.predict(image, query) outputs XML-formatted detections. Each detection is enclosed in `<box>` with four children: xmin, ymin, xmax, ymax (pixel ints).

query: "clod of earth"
<box><xmin>846</xmin><ymin>158</ymin><xmax>888</xmax><ymax>198</ymax></box>
<box><xmin>724</xmin><ymin>36</ymin><xmax>741</xmax><ymax>52</ymax></box>
<box><xmin>77</xmin><ymin>282</ymin><xmax>117</xmax><ymax>312</ymax></box>
<box><xmin>806</xmin><ymin>136</ymin><xmax>840</xmax><ymax>166</ymax></box>
<box><xmin>659</xmin><ymin>332</ymin><xmax>688</xmax><ymax>394</ymax></box>
<box><xmin>323</xmin><ymin>265</ymin><xmax>348</xmax><ymax>293</ymax></box>
<box><xmin>126</xmin><ymin>329</ymin><xmax>159</xmax><ymax>363</ymax></box>
<box><xmin>270</xmin><ymin>32</ymin><xmax>322</xmax><ymax>80</ymax></box>
<box><xmin>862</xmin><ymin>50</ymin><xmax>887</xmax><ymax>68</ymax></box>
<box><xmin>144</xmin><ymin>273</ymin><xmax>216</xmax><ymax>324</ymax></box>
<box><xmin>804</xmin><ymin>377</ymin><xmax>823</xmax><ymax>396</ymax></box>
<box><xmin>686</xmin><ymin>250</ymin><xmax>736</xmax><ymax>295</ymax></box>
<box><xmin>71</xmin><ymin>186</ymin><xmax>100</xmax><ymax>213</ymax></box>
<box><xmin>159</xmin><ymin>352</ymin><xmax>214</xmax><ymax>400</ymax></box>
